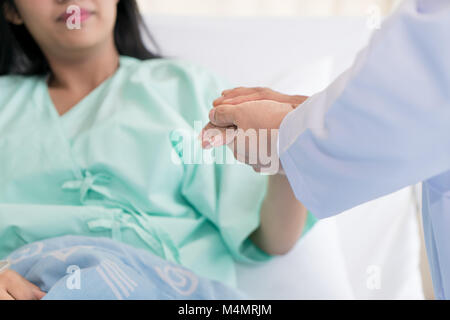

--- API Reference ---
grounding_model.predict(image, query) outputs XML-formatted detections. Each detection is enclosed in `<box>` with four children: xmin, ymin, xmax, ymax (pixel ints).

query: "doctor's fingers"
<box><xmin>215</xmin><ymin>87</ymin><xmax>275</xmax><ymax>106</ymax></box>
<box><xmin>228</xmin><ymin>135</ymin><xmax>263</xmax><ymax>166</ymax></box>
<box><xmin>230</xmin><ymin>144</ymin><xmax>252</xmax><ymax>165</ymax></box>
<box><xmin>251</xmin><ymin>164</ymin><xmax>278</xmax><ymax>175</ymax></box>
<box><xmin>218</xmin><ymin>87</ymin><xmax>274</xmax><ymax>101</ymax></box>
<box><xmin>215</xmin><ymin>93</ymin><xmax>306</xmax><ymax>108</ymax></box>
<box><xmin>214</xmin><ymin>87</ymin><xmax>308</xmax><ymax>108</ymax></box>
<box><xmin>221</xmin><ymin>87</ymin><xmax>260</xmax><ymax>97</ymax></box>
<box><xmin>230</xmin><ymin>144</ymin><xmax>276</xmax><ymax>172</ymax></box>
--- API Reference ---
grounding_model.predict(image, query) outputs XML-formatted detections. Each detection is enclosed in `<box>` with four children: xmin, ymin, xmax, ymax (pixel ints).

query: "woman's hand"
<box><xmin>0</xmin><ymin>269</ymin><xmax>46</xmax><ymax>300</ymax></box>
<box><xmin>213</xmin><ymin>87</ymin><xmax>308</xmax><ymax>109</ymax></box>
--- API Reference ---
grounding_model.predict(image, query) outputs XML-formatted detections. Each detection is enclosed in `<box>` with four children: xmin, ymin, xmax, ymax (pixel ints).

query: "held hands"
<box><xmin>0</xmin><ymin>269</ymin><xmax>46</xmax><ymax>300</ymax></box>
<box><xmin>199</xmin><ymin>87</ymin><xmax>308</xmax><ymax>175</ymax></box>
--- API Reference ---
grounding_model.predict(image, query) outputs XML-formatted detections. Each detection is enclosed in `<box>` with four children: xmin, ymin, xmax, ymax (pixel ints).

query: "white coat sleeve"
<box><xmin>278</xmin><ymin>0</ymin><xmax>450</xmax><ymax>219</ymax></box>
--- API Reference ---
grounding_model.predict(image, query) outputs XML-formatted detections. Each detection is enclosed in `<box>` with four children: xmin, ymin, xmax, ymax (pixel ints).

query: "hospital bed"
<box><xmin>145</xmin><ymin>15</ymin><xmax>425</xmax><ymax>299</ymax></box>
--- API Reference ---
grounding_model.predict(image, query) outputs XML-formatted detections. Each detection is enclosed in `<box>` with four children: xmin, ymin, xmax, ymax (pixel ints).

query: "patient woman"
<box><xmin>0</xmin><ymin>0</ymin><xmax>315</xmax><ymax>300</ymax></box>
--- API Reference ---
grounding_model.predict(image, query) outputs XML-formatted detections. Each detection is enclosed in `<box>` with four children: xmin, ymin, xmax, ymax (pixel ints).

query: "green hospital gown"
<box><xmin>0</xmin><ymin>56</ymin><xmax>316</xmax><ymax>287</ymax></box>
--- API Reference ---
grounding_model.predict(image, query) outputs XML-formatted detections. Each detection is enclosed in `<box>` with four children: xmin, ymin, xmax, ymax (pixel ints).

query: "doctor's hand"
<box><xmin>213</xmin><ymin>87</ymin><xmax>308</xmax><ymax>109</ymax></box>
<box><xmin>200</xmin><ymin>99</ymin><xmax>295</xmax><ymax>174</ymax></box>
<box><xmin>0</xmin><ymin>269</ymin><xmax>46</xmax><ymax>300</ymax></box>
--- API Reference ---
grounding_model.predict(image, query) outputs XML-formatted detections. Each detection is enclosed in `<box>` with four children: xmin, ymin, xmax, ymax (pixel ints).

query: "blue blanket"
<box><xmin>7</xmin><ymin>236</ymin><xmax>246</xmax><ymax>300</ymax></box>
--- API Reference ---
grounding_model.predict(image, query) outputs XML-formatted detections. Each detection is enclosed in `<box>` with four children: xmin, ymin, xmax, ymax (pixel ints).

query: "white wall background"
<box><xmin>138</xmin><ymin>0</ymin><xmax>403</xmax><ymax>17</ymax></box>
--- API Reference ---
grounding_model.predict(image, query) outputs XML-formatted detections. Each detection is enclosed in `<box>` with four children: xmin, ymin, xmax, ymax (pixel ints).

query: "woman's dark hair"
<box><xmin>0</xmin><ymin>0</ymin><xmax>160</xmax><ymax>75</ymax></box>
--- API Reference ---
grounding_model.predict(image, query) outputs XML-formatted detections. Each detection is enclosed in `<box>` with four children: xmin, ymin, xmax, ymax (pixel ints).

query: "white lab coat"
<box><xmin>278</xmin><ymin>0</ymin><xmax>450</xmax><ymax>299</ymax></box>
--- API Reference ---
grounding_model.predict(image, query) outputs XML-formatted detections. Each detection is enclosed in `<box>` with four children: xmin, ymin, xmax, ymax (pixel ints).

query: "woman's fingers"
<box><xmin>7</xmin><ymin>278</ymin><xmax>38</xmax><ymax>300</ymax></box>
<box><xmin>9</xmin><ymin>283</ymin><xmax>45</xmax><ymax>300</ymax></box>
<box><xmin>0</xmin><ymin>290</ymin><xmax>14</xmax><ymax>300</ymax></box>
<box><xmin>199</xmin><ymin>122</ymin><xmax>219</xmax><ymax>149</ymax></box>
<box><xmin>199</xmin><ymin>122</ymin><xmax>237</xmax><ymax>149</ymax></box>
<box><xmin>28</xmin><ymin>281</ymin><xmax>46</xmax><ymax>300</ymax></box>
<box><xmin>32</xmin><ymin>288</ymin><xmax>46</xmax><ymax>300</ymax></box>
<box><xmin>0</xmin><ymin>270</ymin><xmax>45</xmax><ymax>300</ymax></box>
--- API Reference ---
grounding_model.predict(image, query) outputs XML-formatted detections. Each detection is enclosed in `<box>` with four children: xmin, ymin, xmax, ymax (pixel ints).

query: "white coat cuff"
<box><xmin>278</xmin><ymin>95</ymin><xmax>324</xmax><ymax>219</ymax></box>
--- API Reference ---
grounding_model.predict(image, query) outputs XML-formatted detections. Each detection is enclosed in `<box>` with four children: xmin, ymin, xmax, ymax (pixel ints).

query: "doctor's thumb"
<box><xmin>209</xmin><ymin>105</ymin><xmax>238</xmax><ymax>127</ymax></box>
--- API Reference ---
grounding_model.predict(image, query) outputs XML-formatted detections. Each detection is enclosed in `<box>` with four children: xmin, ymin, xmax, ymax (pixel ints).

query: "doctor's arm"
<box><xmin>276</xmin><ymin>0</ymin><xmax>450</xmax><ymax>218</ymax></box>
<box><xmin>206</xmin><ymin>0</ymin><xmax>450</xmax><ymax>219</ymax></box>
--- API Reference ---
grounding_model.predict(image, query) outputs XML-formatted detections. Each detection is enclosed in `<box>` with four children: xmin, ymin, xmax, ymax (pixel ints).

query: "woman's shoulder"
<box><xmin>120</xmin><ymin>56</ymin><xmax>228</xmax><ymax>87</ymax></box>
<box><xmin>0</xmin><ymin>75</ymin><xmax>39</xmax><ymax>107</ymax></box>
<box><xmin>0</xmin><ymin>74</ymin><xmax>35</xmax><ymax>89</ymax></box>
<box><xmin>119</xmin><ymin>56</ymin><xmax>231</xmax><ymax>116</ymax></box>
